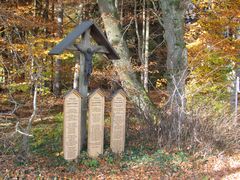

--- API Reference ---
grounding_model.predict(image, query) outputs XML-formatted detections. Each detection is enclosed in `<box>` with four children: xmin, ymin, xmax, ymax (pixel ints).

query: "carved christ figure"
<box><xmin>74</xmin><ymin>45</ymin><xmax>104</xmax><ymax>84</ymax></box>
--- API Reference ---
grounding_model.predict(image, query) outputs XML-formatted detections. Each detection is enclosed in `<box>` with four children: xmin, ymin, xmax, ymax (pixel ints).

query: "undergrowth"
<box><xmin>28</xmin><ymin>113</ymin><xmax>190</xmax><ymax>172</ymax></box>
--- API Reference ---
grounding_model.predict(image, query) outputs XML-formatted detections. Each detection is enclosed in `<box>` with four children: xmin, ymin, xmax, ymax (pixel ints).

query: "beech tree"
<box><xmin>156</xmin><ymin>0</ymin><xmax>189</xmax><ymax>144</ymax></box>
<box><xmin>98</xmin><ymin>0</ymin><xmax>159</xmax><ymax>127</ymax></box>
<box><xmin>53</xmin><ymin>0</ymin><xmax>63</xmax><ymax>96</ymax></box>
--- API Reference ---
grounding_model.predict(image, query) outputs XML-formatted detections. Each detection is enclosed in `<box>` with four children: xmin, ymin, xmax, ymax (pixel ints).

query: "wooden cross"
<box><xmin>66</xmin><ymin>30</ymin><xmax>110</xmax><ymax>146</ymax></box>
<box><xmin>48</xmin><ymin>20</ymin><xmax>119</xmax><ymax>152</ymax></box>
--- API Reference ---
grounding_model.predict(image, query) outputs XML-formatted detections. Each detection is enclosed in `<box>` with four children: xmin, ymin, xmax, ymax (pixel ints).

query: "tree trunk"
<box><xmin>134</xmin><ymin>0</ymin><xmax>149</xmax><ymax>91</ymax></box>
<box><xmin>34</xmin><ymin>0</ymin><xmax>43</xmax><ymax>17</ymax></box>
<box><xmin>141</xmin><ymin>0</ymin><xmax>146</xmax><ymax>84</ymax></box>
<box><xmin>53</xmin><ymin>59</ymin><xmax>61</xmax><ymax>96</ymax></box>
<box><xmin>73</xmin><ymin>1</ymin><xmax>84</xmax><ymax>89</ymax></box>
<box><xmin>73</xmin><ymin>55</ymin><xmax>80</xmax><ymax>90</ymax></box>
<box><xmin>43</xmin><ymin>0</ymin><xmax>49</xmax><ymax>21</ymax></box>
<box><xmin>120</xmin><ymin>0</ymin><xmax>124</xmax><ymax>27</ymax></box>
<box><xmin>17</xmin><ymin>61</ymin><xmax>38</xmax><ymax>162</ymax></box>
<box><xmin>230</xmin><ymin>68</ymin><xmax>240</xmax><ymax>124</ymax></box>
<box><xmin>98</xmin><ymin>0</ymin><xmax>159</xmax><ymax>128</ymax></box>
<box><xmin>18</xmin><ymin>82</ymin><xmax>37</xmax><ymax>162</ymax></box>
<box><xmin>53</xmin><ymin>0</ymin><xmax>63</xmax><ymax>96</ymax></box>
<box><xmin>143</xmin><ymin>6</ymin><xmax>150</xmax><ymax>92</ymax></box>
<box><xmin>134</xmin><ymin>0</ymin><xmax>143</xmax><ymax>72</ymax></box>
<box><xmin>158</xmin><ymin>0</ymin><xmax>188</xmax><ymax>144</ymax></box>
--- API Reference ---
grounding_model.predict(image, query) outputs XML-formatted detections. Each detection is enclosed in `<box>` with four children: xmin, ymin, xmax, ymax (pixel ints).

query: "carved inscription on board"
<box><xmin>64</xmin><ymin>90</ymin><xmax>82</xmax><ymax>160</ymax></box>
<box><xmin>88</xmin><ymin>89</ymin><xmax>105</xmax><ymax>157</ymax></box>
<box><xmin>111</xmin><ymin>90</ymin><xmax>126</xmax><ymax>153</ymax></box>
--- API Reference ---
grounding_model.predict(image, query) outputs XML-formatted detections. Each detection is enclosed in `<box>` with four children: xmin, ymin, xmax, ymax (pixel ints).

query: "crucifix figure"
<box><xmin>68</xmin><ymin>30</ymin><xmax>109</xmax><ymax>85</ymax></box>
<box><xmin>73</xmin><ymin>44</ymin><xmax>106</xmax><ymax>84</ymax></box>
<box><xmin>83</xmin><ymin>48</ymin><xmax>94</xmax><ymax>83</ymax></box>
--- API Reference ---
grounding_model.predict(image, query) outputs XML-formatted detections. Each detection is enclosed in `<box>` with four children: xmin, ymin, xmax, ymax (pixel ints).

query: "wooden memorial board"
<box><xmin>63</xmin><ymin>90</ymin><xmax>82</xmax><ymax>160</ymax></box>
<box><xmin>110</xmin><ymin>90</ymin><xmax>127</xmax><ymax>153</ymax></box>
<box><xmin>88</xmin><ymin>89</ymin><xmax>105</xmax><ymax>158</ymax></box>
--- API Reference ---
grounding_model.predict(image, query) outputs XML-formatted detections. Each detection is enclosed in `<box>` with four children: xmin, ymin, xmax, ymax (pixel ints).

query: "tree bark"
<box><xmin>17</xmin><ymin>59</ymin><xmax>39</xmax><ymax>162</ymax></box>
<box><xmin>43</xmin><ymin>0</ymin><xmax>49</xmax><ymax>21</ymax></box>
<box><xmin>18</xmin><ymin>82</ymin><xmax>37</xmax><ymax>162</ymax></box>
<box><xmin>230</xmin><ymin>68</ymin><xmax>240</xmax><ymax>124</ymax></box>
<box><xmin>143</xmin><ymin>5</ymin><xmax>150</xmax><ymax>92</ymax></box>
<box><xmin>34</xmin><ymin>0</ymin><xmax>42</xmax><ymax>17</ymax></box>
<box><xmin>158</xmin><ymin>0</ymin><xmax>188</xmax><ymax>144</ymax></box>
<box><xmin>98</xmin><ymin>0</ymin><xmax>159</xmax><ymax>127</ymax></box>
<box><xmin>53</xmin><ymin>0</ymin><xmax>63</xmax><ymax>96</ymax></box>
<box><xmin>73</xmin><ymin>55</ymin><xmax>80</xmax><ymax>90</ymax></box>
<box><xmin>73</xmin><ymin>1</ymin><xmax>84</xmax><ymax>89</ymax></box>
<box><xmin>134</xmin><ymin>0</ymin><xmax>149</xmax><ymax>91</ymax></box>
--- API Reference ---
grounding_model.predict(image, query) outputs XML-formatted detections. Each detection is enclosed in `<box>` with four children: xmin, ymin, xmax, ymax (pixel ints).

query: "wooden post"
<box><xmin>234</xmin><ymin>77</ymin><xmax>239</xmax><ymax>124</ymax></box>
<box><xmin>73</xmin><ymin>52</ymin><xmax>80</xmax><ymax>90</ymax></box>
<box><xmin>78</xmin><ymin>30</ymin><xmax>91</xmax><ymax>150</ymax></box>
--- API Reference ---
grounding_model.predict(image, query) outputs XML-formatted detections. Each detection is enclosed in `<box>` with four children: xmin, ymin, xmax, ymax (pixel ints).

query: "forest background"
<box><xmin>0</xmin><ymin>0</ymin><xmax>240</xmax><ymax>179</ymax></box>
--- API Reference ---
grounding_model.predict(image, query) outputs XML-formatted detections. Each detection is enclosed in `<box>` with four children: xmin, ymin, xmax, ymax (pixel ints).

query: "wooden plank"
<box><xmin>67</xmin><ymin>44</ymin><xmax>110</xmax><ymax>54</ymax></box>
<box><xmin>91</xmin><ymin>24</ymin><xmax>120</xmax><ymax>59</ymax></box>
<box><xmin>110</xmin><ymin>90</ymin><xmax>127</xmax><ymax>153</ymax></box>
<box><xmin>63</xmin><ymin>90</ymin><xmax>82</xmax><ymax>160</ymax></box>
<box><xmin>78</xmin><ymin>30</ymin><xmax>91</xmax><ymax>148</ymax></box>
<box><xmin>49</xmin><ymin>21</ymin><xmax>93</xmax><ymax>55</ymax></box>
<box><xmin>48</xmin><ymin>20</ymin><xmax>120</xmax><ymax>59</ymax></box>
<box><xmin>88</xmin><ymin>89</ymin><xmax>105</xmax><ymax>158</ymax></box>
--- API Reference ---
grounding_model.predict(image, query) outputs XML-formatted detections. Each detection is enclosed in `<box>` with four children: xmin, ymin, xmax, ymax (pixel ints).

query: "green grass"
<box><xmin>30</xmin><ymin>113</ymin><xmax>63</xmax><ymax>157</ymax></box>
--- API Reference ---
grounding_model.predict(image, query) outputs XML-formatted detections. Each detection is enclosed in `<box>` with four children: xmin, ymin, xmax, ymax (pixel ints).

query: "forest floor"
<box><xmin>0</xmin><ymin>92</ymin><xmax>240</xmax><ymax>179</ymax></box>
<box><xmin>1</xmin><ymin>134</ymin><xmax>239</xmax><ymax>179</ymax></box>
<box><xmin>0</xmin><ymin>152</ymin><xmax>240</xmax><ymax>179</ymax></box>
